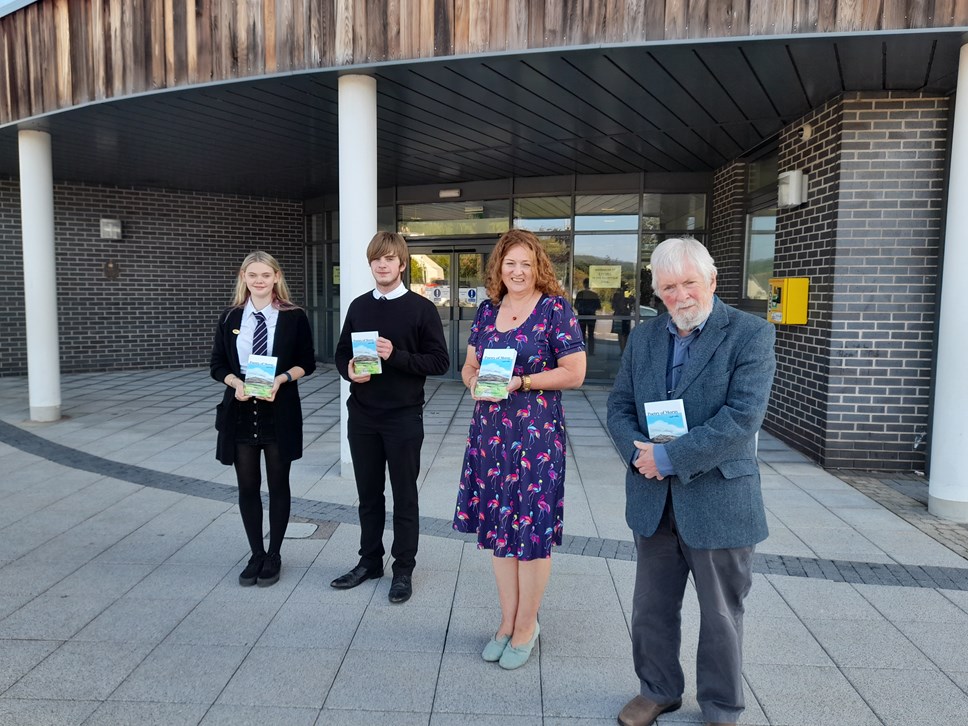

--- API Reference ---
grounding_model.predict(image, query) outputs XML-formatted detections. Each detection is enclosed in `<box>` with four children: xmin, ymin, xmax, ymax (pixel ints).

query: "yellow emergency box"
<box><xmin>767</xmin><ymin>277</ymin><xmax>809</xmax><ymax>325</ymax></box>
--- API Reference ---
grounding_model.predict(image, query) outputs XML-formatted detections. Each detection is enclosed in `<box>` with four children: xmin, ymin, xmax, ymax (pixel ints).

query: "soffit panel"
<box><xmin>0</xmin><ymin>31</ymin><xmax>961</xmax><ymax>199</ymax></box>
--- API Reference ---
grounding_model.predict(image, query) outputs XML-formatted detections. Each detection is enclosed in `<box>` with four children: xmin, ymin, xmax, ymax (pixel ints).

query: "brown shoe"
<box><xmin>617</xmin><ymin>695</ymin><xmax>682</xmax><ymax>726</ymax></box>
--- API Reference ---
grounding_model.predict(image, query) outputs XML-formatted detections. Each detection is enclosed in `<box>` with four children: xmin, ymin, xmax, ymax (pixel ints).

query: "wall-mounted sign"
<box><xmin>588</xmin><ymin>265</ymin><xmax>622</xmax><ymax>288</ymax></box>
<box><xmin>333</xmin><ymin>266</ymin><xmax>340</xmax><ymax>284</ymax></box>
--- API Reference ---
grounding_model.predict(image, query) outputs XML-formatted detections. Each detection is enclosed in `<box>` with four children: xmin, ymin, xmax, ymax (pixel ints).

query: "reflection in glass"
<box><xmin>410</xmin><ymin>253</ymin><xmax>451</xmax><ymax>307</ymax></box>
<box><xmin>745</xmin><ymin>209</ymin><xmax>776</xmax><ymax>300</ymax></box>
<box><xmin>514</xmin><ymin>196</ymin><xmax>572</xmax><ymax>232</ymax></box>
<box><xmin>399</xmin><ymin>200</ymin><xmax>510</xmax><ymax>237</ymax></box>
<box><xmin>575</xmin><ymin>194</ymin><xmax>639</xmax><ymax>231</ymax></box>
<box><xmin>642</xmin><ymin>193</ymin><xmax>706</xmax><ymax>231</ymax></box>
<box><xmin>574</xmin><ymin>233</ymin><xmax>637</xmax><ymax>356</ymax></box>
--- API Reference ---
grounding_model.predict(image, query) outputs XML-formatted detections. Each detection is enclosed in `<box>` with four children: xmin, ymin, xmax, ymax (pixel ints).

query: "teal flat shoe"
<box><xmin>498</xmin><ymin>622</ymin><xmax>540</xmax><ymax>670</ymax></box>
<box><xmin>481</xmin><ymin>633</ymin><xmax>511</xmax><ymax>662</ymax></box>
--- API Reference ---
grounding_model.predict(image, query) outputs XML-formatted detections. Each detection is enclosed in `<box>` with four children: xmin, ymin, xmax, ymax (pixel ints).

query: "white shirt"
<box><xmin>372</xmin><ymin>281</ymin><xmax>408</xmax><ymax>300</ymax></box>
<box><xmin>237</xmin><ymin>300</ymin><xmax>280</xmax><ymax>374</ymax></box>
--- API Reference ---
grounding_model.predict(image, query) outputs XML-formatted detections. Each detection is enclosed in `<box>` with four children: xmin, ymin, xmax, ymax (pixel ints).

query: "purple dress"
<box><xmin>453</xmin><ymin>294</ymin><xmax>585</xmax><ymax>560</ymax></box>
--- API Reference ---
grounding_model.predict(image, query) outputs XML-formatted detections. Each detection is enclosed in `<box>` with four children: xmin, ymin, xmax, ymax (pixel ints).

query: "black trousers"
<box><xmin>347</xmin><ymin>407</ymin><xmax>424</xmax><ymax>576</ymax></box>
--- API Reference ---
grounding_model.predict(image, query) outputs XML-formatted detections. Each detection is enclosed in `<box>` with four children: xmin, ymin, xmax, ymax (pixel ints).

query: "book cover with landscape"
<box><xmin>644</xmin><ymin>399</ymin><xmax>689</xmax><ymax>443</ymax></box>
<box><xmin>244</xmin><ymin>354</ymin><xmax>277</xmax><ymax>398</ymax></box>
<box><xmin>351</xmin><ymin>331</ymin><xmax>382</xmax><ymax>375</ymax></box>
<box><xmin>474</xmin><ymin>348</ymin><xmax>517</xmax><ymax>399</ymax></box>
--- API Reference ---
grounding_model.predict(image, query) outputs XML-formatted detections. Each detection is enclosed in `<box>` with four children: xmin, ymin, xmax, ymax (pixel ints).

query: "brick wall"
<box><xmin>763</xmin><ymin>92</ymin><xmax>947</xmax><ymax>471</ymax></box>
<box><xmin>0</xmin><ymin>180</ymin><xmax>305</xmax><ymax>376</ymax></box>
<box><xmin>709</xmin><ymin>161</ymin><xmax>746</xmax><ymax>304</ymax></box>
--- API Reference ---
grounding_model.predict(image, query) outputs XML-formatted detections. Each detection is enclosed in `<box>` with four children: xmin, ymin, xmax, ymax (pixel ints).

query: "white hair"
<box><xmin>649</xmin><ymin>237</ymin><xmax>717</xmax><ymax>286</ymax></box>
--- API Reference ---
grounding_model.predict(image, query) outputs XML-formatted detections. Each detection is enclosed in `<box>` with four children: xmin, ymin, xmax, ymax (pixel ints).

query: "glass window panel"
<box><xmin>398</xmin><ymin>200</ymin><xmax>510</xmax><ymax>237</ymax></box>
<box><xmin>642</xmin><ymin>193</ymin><xmax>707</xmax><ymax>231</ymax></box>
<box><xmin>534</xmin><ymin>233</ymin><xmax>571</xmax><ymax>297</ymax></box>
<box><xmin>748</xmin><ymin>154</ymin><xmax>778</xmax><ymax>193</ymax></box>
<box><xmin>378</xmin><ymin>206</ymin><xmax>395</xmax><ymax>232</ymax></box>
<box><xmin>514</xmin><ymin>196</ymin><xmax>572</xmax><ymax>231</ymax></box>
<box><xmin>745</xmin><ymin>209</ymin><xmax>776</xmax><ymax>300</ymax></box>
<box><xmin>575</xmin><ymin>194</ymin><xmax>639</xmax><ymax>231</ymax></box>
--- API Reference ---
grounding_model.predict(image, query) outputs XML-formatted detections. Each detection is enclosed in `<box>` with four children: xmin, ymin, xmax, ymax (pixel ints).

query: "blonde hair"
<box><xmin>366</xmin><ymin>231</ymin><xmax>410</xmax><ymax>269</ymax></box>
<box><xmin>232</xmin><ymin>250</ymin><xmax>298</xmax><ymax>309</ymax></box>
<box><xmin>485</xmin><ymin>229</ymin><xmax>564</xmax><ymax>304</ymax></box>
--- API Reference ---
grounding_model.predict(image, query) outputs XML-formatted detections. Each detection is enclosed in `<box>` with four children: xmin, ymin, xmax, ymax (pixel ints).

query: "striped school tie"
<box><xmin>252</xmin><ymin>311</ymin><xmax>268</xmax><ymax>356</ymax></box>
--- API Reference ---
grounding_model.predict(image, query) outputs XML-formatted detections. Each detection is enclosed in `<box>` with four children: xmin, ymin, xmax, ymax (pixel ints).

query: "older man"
<box><xmin>607</xmin><ymin>237</ymin><xmax>776</xmax><ymax>726</ymax></box>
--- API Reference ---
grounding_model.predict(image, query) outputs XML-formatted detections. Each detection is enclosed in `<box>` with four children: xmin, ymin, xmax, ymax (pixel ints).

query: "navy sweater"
<box><xmin>335</xmin><ymin>290</ymin><xmax>450</xmax><ymax>416</ymax></box>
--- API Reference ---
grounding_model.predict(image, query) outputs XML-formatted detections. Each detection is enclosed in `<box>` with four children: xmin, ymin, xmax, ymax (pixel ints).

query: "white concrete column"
<box><xmin>929</xmin><ymin>36</ymin><xmax>968</xmax><ymax>522</ymax></box>
<box><xmin>338</xmin><ymin>74</ymin><xmax>378</xmax><ymax>475</ymax></box>
<box><xmin>18</xmin><ymin>129</ymin><xmax>61</xmax><ymax>422</ymax></box>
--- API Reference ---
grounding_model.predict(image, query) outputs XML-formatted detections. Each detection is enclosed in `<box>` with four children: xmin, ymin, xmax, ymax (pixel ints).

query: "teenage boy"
<box><xmin>332</xmin><ymin>232</ymin><xmax>450</xmax><ymax>603</ymax></box>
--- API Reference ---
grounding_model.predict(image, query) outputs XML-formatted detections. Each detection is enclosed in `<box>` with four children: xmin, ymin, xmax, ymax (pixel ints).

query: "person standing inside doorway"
<box><xmin>211</xmin><ymin>251</ymin><xmax>316</xmax><ymax>588</ymax></box>
<box><xmin>332</xmin><ymin>232</ymin><xmax>450</xmax><ymax>604</ymax></box>
<box><xmin>574</xmin><ymin>277</ymin><xmax>601</xmax><ymax>355</ymax></box>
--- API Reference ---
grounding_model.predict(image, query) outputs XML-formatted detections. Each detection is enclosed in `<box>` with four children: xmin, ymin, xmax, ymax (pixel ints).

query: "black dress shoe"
<box><xmin>239</xmin><ymin>553</ymin><xmax>265</xmax><ymax>587</ymax></box>
<box><xmin>257</xmin><ymin>553</ymin><xmax>281</xmax><ymax>587</ymax></box>
<box><xmin>330</xmin><ymin>564</ymin><xmax>383</xmax><ymax>589</ymax></box>
<box><xmin>388</xmin><ymin>574</ymin><xmax>412</xmax><ymax>604</ymax></box>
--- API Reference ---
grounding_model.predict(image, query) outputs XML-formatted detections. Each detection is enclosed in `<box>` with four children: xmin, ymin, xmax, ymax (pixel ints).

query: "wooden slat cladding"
<box><xmin>3</xmin><ymin>0</ymin><xmax>967</xmax><ymax>126</ymax></box>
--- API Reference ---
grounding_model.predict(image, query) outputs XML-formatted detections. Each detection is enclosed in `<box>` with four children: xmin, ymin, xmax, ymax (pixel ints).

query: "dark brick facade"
<box><xmin>709</xmin><ymin>161</ymin><xmax>746</xmax><ymax>303</ymax></box>
<box><xmin>761</xmin><ymin>93</ymin><xmax>947</xmax><ymax>472</ymax></box>
<box><xmin>0</xmin><ymin>180</ymin><xmax>305</xmax><ymax>376</ymax></box>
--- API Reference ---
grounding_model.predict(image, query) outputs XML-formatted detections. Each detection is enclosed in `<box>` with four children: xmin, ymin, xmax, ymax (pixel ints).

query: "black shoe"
<box><xmin>388</xmin><ymin>574</ymin><xmax>412</xmax><ymax>604</ymax></box>
<box><xmin>330</xmin><ymin>564</ymin><xmax>383</xmax><ymax>589</ymax></box>
<box><xmin>257</xmin><ymin>553</ymin><xmax>281</xmax><ymax>587</ymax></box>
<box><xmin>239</xmin><ymin>553</ymin><xmax>266</xmax><ymax>586</ymax></box>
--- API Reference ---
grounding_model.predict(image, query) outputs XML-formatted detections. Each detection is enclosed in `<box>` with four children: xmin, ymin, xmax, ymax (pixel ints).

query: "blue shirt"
<box><xmin>652</xmin><ymin>315</ymin><xmax>708</xmax><ymax>476</ymax></box>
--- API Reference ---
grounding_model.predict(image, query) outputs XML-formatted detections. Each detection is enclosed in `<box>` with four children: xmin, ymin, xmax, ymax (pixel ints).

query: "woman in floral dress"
<box><xmin>454</xmin><ymin>228</ymin><xmax>586</xmax><ymax>669</ymax></box>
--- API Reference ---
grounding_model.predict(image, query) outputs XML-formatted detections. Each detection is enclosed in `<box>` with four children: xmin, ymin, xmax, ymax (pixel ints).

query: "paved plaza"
<box><xmin>1</xmin><ymin>367</ymin><xmax>967</xmax><ymax>725</ymax></box>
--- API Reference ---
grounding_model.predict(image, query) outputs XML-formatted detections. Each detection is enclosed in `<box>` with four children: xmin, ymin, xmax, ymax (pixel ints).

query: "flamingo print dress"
<box><xmin>453</xmin><ymin>294</ymin><xmax>585</xmax><ymax>560</ymax></box>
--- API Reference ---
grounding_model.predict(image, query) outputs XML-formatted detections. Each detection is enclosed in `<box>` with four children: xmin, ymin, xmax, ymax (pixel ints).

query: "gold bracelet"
<box><xmin>521</xmin><ymin>375</ymin><xmax>532</xmax><ymax>392</ymax></box>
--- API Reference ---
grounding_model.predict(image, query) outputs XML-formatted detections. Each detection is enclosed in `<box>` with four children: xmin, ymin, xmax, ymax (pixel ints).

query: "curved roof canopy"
<box><xmin>0</xmin><ymin>31</ymin><xmax>963</xmax><ymax>199</ymax></box>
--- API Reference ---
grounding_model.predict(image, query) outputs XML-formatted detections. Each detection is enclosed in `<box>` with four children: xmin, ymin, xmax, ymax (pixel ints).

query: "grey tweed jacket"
<box><xmin>606</xmin><ymin>297</ymin><xmax>776</xmax><ymax>550</ymax></box>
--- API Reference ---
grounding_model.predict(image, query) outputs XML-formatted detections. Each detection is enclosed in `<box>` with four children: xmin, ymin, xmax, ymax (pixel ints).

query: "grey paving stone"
<box><xmin>0</xmin><ymin>592</ymin><xmax>117</xmax><ymax>640</ymax></box>
<box><xmin>0</xmin><ymin>698</ymin><xmax>99</xmax><ymax>726</ymax></box>
<box><xmin>0</xmin><ymin>559</ymin><xmax>83</xmax><ymax>598</ymax></box>
<box><xmin>216</xmin><ymin>646</ymin><xmax>342</xmax><ymax>708</ymax></box>
<box><xmin>805</xmin><ymin>618</ymin><xmax>935</xmax><ymax>670</ymax></box>
<box><xmin>324</xmin><ymin>711</ymin><xmax>429</xmax><ymax>726</ymax></box>
<box><xmin>843</xmin><ymin>666</ymin><xmax>968</xmax><ymax>724</ymax></box>
<box><xmin>6</xmin><ymin>641</ymin><xmax>153</xmax><ymax>700</ymax></box>
<box><xmin>0</xmin><ymin>638</ymin><xmax>61</xmax><ymax>692</ymax></box>
<box><xmin>540</xmin><ymin>655</ymin><xmax>638</xmax><ymax>719</ymax></box>
<box><xmin>891</xmin><ymin>620</ymin><xmax>968</xmax><ymax>671</ymax></box>
<box><xmin>350</xmin><ymin>604</ymin><xmax>451</xmax><ymax>653</ymax></box>
<box><xmin>201</xmin><ymin>704</ymin><xmax>320</xmax><ymax>726</ymax></box>
<box><xmin>537</xmin><ymin>608</ymin><xmax>630</xmax><ymax>658</ymax></box>
<box><xmin>123</xmin><ymin>563</ymin><xmax>231</xmax><ymax>600</ymax></box>
<box><xmin>854</xmin><ymin>582</ymin><xmax>968</xmax><ymax>623</ymax></box>
<box><xmin>442</xmin><ymin>605</ymin><xmax>503</xmax><ymax>655</ymax></box>
<box><xmin>431</xmin><ymin>716</ymin><xmax>540</xmax><ymax>726</ymax></box>
<box><xmin>257</xmin><ymin>601</ymin><xmax>363</xmax><ymax>650</ymax></box>
<box><xmin>164</xmin><ymin>598</ymin><xmax>282</xmax><ymax>647</ymax></box>
<box><xmin>744</xmin><ymin>617</ymin><xmax>834</xmax><ymax>667</ymax></box>
<box><xmin>45</xmin><ymin>562</ymin><xmax>153</xmax><ymax>599</ymax></box>
<box><xmin>85</xmin><ymin>700</ymin><xmax>210</xmax><ymax>725</ymax></box>
<box><xmin>109</xmin><ymin>643</ymin><xmax>249</xmax><ymax>705</ymax></box>
<box><xmin>766</xmin><ymin>575</ymin><xmax>882</xmax><ymax>620</ymax></box>
<box><xmin>742</xmin><ymin>664</ymin><xmax>881</xmax><ymax>726</ymax></box>
<box><xmin>72</xmin><ymin>596</ymin><xmax>196</xmax><ymax>644</ymax></box>
<box><xmin>433</xmin><ymin>652</ymin><xmax>542</xmax><ymax>715</ymax></box>
<box><xmin>324</xmin><ymin>649</ymin><xmax>439</xmax><ymax>713</ymax></box>
<box><xmin>543</xmin><ymin>573</ymin><xmax>623</xmax><ymax>611</ymax></box>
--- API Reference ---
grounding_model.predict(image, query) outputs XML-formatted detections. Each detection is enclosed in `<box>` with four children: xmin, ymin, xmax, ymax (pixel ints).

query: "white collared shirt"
<box><xmin>372</xmin><ymin>281</ymin><xmax>408</xmax><ymax>300</ymax></box>
<box><xmin>237</xmin><ymin>299</ymin><xmax>280</xmax><ymax>374</ymax></box>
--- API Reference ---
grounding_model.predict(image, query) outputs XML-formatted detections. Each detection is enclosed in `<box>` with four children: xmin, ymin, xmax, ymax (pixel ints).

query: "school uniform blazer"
<box><xmin>606</xmin><ymin>297</ymin><xmax>776</xmax><ymax>550</ymax></box>
<box><xmin>210</xmin><ymin>306</ymin><xmax>316</xmax><ymax>466</ymax></box>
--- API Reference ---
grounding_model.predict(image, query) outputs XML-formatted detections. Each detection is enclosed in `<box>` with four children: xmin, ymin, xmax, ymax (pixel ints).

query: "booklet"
<box><xmin>644</xmin><ymin>399</ymin><xmax>688</xmax><ymax>443</ymax></box>
<box><xmin>351</xmin><ymin>331</ymin><xmax>382</xmax><ymax>375</ymax></box>
<box><xmin>474</xmin><ymin>348</ymin><xmax>517</xmax><ymax>399</ymax></box>
<box><xmin>244</xmin><ymin>354</ymin><xmax>278</xmax><ymax>398</ymax></box>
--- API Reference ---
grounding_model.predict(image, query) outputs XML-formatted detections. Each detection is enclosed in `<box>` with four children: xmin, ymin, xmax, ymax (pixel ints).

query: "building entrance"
<box><xmin>408</xmin><ymin>242</ymin><xmax>494</xmax><ymax>379</ymax></box>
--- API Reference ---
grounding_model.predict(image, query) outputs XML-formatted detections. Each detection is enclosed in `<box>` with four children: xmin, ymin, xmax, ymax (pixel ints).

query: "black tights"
<box><xmin>234</xmin><ymin>443</ymin><xmax>292</xmax><ymax>556</ymax></box>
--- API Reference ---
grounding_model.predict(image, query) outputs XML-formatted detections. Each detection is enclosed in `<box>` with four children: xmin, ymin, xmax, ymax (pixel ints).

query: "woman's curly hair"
<box><xmin>485</xmin><ymin>229</ymin><xmax>564</xmax><ymax>304</ymax></box>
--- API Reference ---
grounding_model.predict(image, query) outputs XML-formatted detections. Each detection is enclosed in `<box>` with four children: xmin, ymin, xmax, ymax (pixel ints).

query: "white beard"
<box><xmin>670</xmin><ymin>301</ymin><xmax>712</xmax><ymax>332</ymax></box>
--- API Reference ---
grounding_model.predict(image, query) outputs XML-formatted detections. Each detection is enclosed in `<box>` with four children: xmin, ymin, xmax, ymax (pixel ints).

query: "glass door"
<box><xmin>409</xmin><ymin>244</ymin><xmax>492</xmax><ymax>379</ymax></box>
